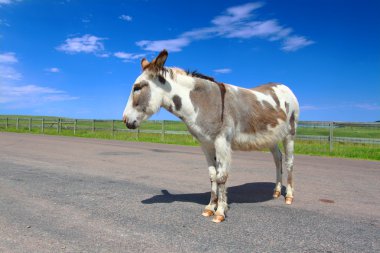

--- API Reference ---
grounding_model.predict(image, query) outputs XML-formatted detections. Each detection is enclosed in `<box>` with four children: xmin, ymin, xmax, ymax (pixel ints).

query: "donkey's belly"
<box><xmin>231</xmin><ymin>124</ymin><xmax>288</xmax><ymax>151</ymax></box>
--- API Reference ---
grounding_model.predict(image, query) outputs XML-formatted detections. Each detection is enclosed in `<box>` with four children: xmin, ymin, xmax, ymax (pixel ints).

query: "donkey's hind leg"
<box><xmin>270</xmin><ymin>145</ymin><xmax>282</xmax><ymax>198</ymax></box>
<box><xmin>283</xmin><ymin>135</ymin><xmax>295</xmax><ymax>204</ymax></box>
<box><xmin>201</xmin><ymin>145</ymin><xmax>218</xmax><ymax>217</ymax></box>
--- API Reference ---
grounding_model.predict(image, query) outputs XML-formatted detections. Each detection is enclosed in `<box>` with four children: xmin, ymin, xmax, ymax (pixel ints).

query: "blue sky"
<box><xmin>1</xmin><ymin>0</ymin><xmax>379</xmax><ymax>122</ymax></box>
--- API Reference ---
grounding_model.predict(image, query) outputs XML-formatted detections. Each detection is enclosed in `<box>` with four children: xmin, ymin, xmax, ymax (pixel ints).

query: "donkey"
<box><xmin>123</xmin><ymin>50</ymin><xmax>299</xmax><ymax>223</ymax></box>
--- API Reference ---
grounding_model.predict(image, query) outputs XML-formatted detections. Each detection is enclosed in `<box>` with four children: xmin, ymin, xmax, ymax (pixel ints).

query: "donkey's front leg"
<box><xmin>201</xmin><ymin>145</ymin><xmax>218</xmax><ymax>217</ymax></box>
<box><xmin>212</xmin><ymin>137</ymin><xmax>231</xmax><ymax>223</ymax></box>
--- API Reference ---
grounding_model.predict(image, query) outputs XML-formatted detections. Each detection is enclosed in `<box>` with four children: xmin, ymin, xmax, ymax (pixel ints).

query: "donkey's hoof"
<box><xmin>285</xmin><ymin>197</ymin><xmax>293</xmax><ymax>205</ymax></box>
<box><xmin>212</xmin><ymin>215</ymin><xmax>225</xmax><ymax>223</ymax></box>
<box><xmin>202</xmin><ymin>209</ymin><xmax>214</xmax><ymax>217</ymax></box>
<box><xmin>273</xmin><ymin>191</ymin><xmax>281</xmax><ymax>198</ymax></box>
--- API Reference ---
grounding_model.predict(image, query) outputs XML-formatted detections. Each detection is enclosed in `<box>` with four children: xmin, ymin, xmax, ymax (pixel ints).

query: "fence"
<box><xmin>0</xmin><ymin>116</ymin><xmax>379</xmax><ymax>160</ymax></box>
<box><xmin>0</xmin><ymin>117</ymin><xmax>197</xmax><ymax>145</ymax></box>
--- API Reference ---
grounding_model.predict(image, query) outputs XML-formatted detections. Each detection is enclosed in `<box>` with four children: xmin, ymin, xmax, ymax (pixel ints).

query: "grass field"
<box><xmin>1</xmin><ymin>115</ymin><xmax>379</xmax><ymax>161</ymax></box>
<box><xmin>297</xmin><ymin>125</ymin><xmax>380</xmax><ymax>138</ymax></box>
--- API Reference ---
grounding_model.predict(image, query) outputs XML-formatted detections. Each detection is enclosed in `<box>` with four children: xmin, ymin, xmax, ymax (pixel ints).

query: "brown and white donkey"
<box><xmin>123</xmin><ymin>50</ymin><xmax>299</xmax><ymax>223</ymax></box>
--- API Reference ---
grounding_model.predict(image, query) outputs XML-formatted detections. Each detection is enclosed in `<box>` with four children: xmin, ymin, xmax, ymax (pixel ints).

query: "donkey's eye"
<box><xmin>133</xmin><ymin>86</ymin><xmax>142</xmax><ymax>92</ymax></box>
<box><xmin>133</xmin><ymin>81</ymin><xmax>148</xmax><ymax>93</ymax></box>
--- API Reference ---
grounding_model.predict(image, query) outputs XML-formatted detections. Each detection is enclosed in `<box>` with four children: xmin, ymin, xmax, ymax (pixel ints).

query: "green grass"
<box><xmin>297</xmin><ymin>126</ymin><xmax>380</xmax><ymax>138</ymax></box>
<box><xmin>1</xmin><ymin>115</ymin><xmax>379</xmax><ymax>161</ymax></box>
<box><xmin>293</xmin><ymin>140</ymin><xmax>380</xmax><ymax>160</ymax></box>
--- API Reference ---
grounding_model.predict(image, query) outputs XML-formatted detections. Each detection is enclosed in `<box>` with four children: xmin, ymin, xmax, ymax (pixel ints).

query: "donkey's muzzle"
<box><xmin>123</xmin><ymin>116</ymin><xmax>137</xmax><ymax>129</ymax></box>
<box><xmin>126</xmin><ymin>120</ymin><xmax>138</xmax><ymax>129</ymax></box>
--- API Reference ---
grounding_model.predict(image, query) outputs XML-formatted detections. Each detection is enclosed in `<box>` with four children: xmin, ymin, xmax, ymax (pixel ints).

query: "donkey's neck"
<box><xmin>161</xmin><ymin>73</ymin><xmax>225</xmax><ymax>143</ymax></box>
<box><xmin>161</xmin><ymin>72</ymin><xmax>199</xmax><ymax>123</ymax></box>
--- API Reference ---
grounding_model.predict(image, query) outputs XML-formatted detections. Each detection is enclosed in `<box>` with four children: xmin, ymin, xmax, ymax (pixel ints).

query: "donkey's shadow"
<box><xmin>142</xmin><ymin>182</ymin><xmax>285</xmax><ymax>205</ymax></box>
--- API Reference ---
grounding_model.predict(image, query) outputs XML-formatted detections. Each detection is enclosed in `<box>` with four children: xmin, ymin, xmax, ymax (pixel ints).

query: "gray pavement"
<box><xmin>0</xmin><ymin>132</ymin><xmax>379</xmax><ymax>252</ymax></box>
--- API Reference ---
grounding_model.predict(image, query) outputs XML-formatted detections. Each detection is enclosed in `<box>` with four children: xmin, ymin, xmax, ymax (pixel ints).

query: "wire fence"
<box><xmin>295</xmin><ymin>121</ymin><xmax>380</xmax><ymax>159</ymax></box>
<box><xmin>0</xmin><ymin>116</ymin><xmax>379</xmax><ymax>160</ymax></box>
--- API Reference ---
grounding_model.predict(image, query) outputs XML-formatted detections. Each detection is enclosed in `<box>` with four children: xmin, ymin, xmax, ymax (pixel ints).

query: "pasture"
<box><xmin>0</xmin><ymin>115</ymin><xmax>379</xmax><ymax>160</ymax></box>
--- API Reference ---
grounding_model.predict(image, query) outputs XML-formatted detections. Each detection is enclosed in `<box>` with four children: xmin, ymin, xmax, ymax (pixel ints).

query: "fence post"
<box><xmin>6</xmin><ymin>117</ymin><xmax>8</xmax><ymax>129</ymax></box>
<box><xmin>74</xmin><ymin>119</ymin><xmax>77</xmax><ymax>135</ymax></box>
<box><xmin>329</xmin><ymin>122</ymin><xmax>334</xmax><ymax>153</ymax></box>
<box><xmin>92</xmin><ymin>120</ymin><xmax>95</xmax><ymax>133</ymax></box>
<box><xmin>16</xmin><ymin>117</ymin><xmax>19</xmax><ymax>130</ymax></box>
<box><xmin>161</xmin><ymin>120</ymin><xmax>165</xmax><ymax>141</ymax></box>
<box><xmin>57</xmin><ymin>118</ymin><xmax>60</xmax><ymax>133</ymax></box>
<box><xmin>41</xmin><ymin>118</ymin><xmax>44</xmax><ymax>133</ymax></box>
<box><xmin>29</xmin><ymin>118</ymin><xmax>32</xmax><ymax>132</ymax></box>
<box><xmin>112</xmin><ymin>120</ymin><xmax>115</xmax><ymax>137</ymax></box>
<box><xmin>137</xmin><ymin>128</ymin><xmax>140</xmax><ymax>140</ymax></box>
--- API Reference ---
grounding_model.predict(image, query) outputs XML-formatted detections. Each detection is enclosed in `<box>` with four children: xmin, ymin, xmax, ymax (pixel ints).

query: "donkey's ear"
<box><xmin>141</xmin><ymin>58</ymin><xmax>150</xmax><ymax>70</ymax></box>
<box><xmin>152</xmin><ymin>49</ymin><xmax>168</xmax><ymax>68</ymax></box>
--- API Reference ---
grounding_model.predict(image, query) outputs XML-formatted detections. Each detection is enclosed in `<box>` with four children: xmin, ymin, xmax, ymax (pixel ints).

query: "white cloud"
<box><xmin>300</xmin><ymin>105</ymin><xmax>319</xmax><ymax>111</ymax></box>
<box><xmin>0</xmin><ymin>52</ymin><xmax>18</xmax><ymax>63</ymax></box>
<box><xmin>0</xmin><ymin>19</ymin><xmax>10</xmax><ymax>26</ymax></box>
<box><xmin>45</xmin><ymin>67</ymin><xmax>60</xmax><ymax>73</ymax></box>
<box><xmin>282</xmin><ymin>36</ymin><xmax>314</xmax><ymax>52</ymax></box>
<box><xmin>0</xmin><ymin>0</ymin><xmax>21</xmax><ymax>7</ymax></box>
<box><xmin>137</xmin><ymin>38</ymin><xmax>190</xmax><ymax>52</ymax></box>
<box><xmin>354</xmin><ymin>103</ymin><xmax>380</xmax><ymax>111</ymax></box>
<box><xmin>56</xmin><ymin>34</ymin><xmax>106</xmax><ymax>55</ymax></box>
<box><xmin>0</xmin><ymin>52</ymin><xmax>21</xmax><ymax>80</ymax></box>
<box><xmin>2</xmin><ymin>84</ymin><xmax>62</xmax><ymax>96</ymax></box>
<box><xmin>212</xmin><ymin>2</ymin><xmax>263</xmax><ymax>26</ymax></box>
<box><xmin>119</xmin><ymin>14</ymin><xmax>132</xmax><ymax>21</ymax></box>
<box><xmin>136</xmin><ymin>2</ymin><xmax>314</xmax><ymax>53</ymax></box>
<box><xmin>0</xmin><ymin>83</ymin><xmax>78</xmax><ymax>105</ymax></box>
<box><xmin>97</xmin><ymin>53</ymin><xmax>110</xmax><ymax>58</ymax></box>
<box><xmin>181</xmin><ymin>27</ymin><xmax>219</xmax><ymax>40</ymax></box>
<box><xmin>0</xmin><ymin>51</ymin><xmax>77</xmax><ymax>107</ymax></box>
<box><xmin>114</xmin><ymin>52</ymin><xmax>146</xmax><ymax>62</ymax></box>
<box><xmin>226</xmin><ymin>20</ymin><xmax>290</xmax><ymax>39</ymax></box>
<box><xmin>44</xmin><ymin>94</ymin><xmax>78</xmax><ymax>102</ymax></box>
<box><xmin>0</xmin><ymin>65</ymin><xmax>22</xmax><ymax>80</ymax></box>
<box><xmin>0</xmin><ymin>0</ymin><xmax>18</xmax><ymax>5</ymax></box>
<box><xmin>214</xmin><ymin>68</ymin><xmax>232</xmax><ymax>74</ymax></box>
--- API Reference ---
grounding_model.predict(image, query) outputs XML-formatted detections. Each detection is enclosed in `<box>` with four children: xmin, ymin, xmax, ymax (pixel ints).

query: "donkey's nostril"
<box><xmin>126</xmin><ymin>120</ymin><xmax>138</xmax><ymax>129</ymax></box>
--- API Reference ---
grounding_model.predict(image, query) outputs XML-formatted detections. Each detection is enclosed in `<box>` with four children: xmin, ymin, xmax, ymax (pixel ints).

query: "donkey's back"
<box><xmin>226</xmin><ymin>82</ymin><xmax>299</xmax><ymax>151</ymax></box>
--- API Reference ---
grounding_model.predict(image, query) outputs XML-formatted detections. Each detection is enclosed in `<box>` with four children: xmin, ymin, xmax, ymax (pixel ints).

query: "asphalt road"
<box><xmin>0</xmin><ymin>132</ymin><xmax>379</xmax><ymax>253</ymax></box>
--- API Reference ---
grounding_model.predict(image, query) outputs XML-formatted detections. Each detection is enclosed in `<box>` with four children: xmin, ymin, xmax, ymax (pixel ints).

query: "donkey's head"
<box><xmin>123</xmin><ymin>50</ymin><xmax>169</xmax><ymax>129</ymax></box>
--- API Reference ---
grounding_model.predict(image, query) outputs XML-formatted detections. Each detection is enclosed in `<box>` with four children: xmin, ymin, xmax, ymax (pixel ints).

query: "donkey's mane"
<box><xmin>147</xmin><ymin>64</ymin><xmax>218</xmax><ymax>84</ymax></box>
<box><xmin>186</xmin><ymin>70</ymin><xmax>217</xmax><ymax>83</ymax></box>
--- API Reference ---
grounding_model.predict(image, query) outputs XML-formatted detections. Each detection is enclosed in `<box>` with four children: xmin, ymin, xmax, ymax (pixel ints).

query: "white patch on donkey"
<box><xmin>123</xmin><ymin>50</ymin><xmax>300</xmax><ymax>223</ymax></box>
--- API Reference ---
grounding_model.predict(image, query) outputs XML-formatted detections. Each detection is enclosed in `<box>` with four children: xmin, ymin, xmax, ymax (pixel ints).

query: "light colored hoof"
<box><xmin>273</xmin><ymin>191</ymin><xmax>281</xmax><ymax>198</ymax></box>
<box><xmin>212</xmin><ymin>215</ymin><xmax>225</xmax><ymax>223</ymax></box>
<box><xmin>202</xmin><ymin>209</ymin><xmax>214</xmax><ymax>217</ymax></box>
<box><xmin>285</xmin><ymin>197</ymin><xmax>293</xmax><ymax>205</ymax></box>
